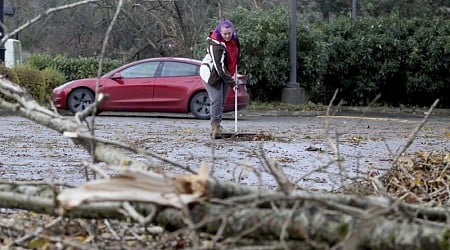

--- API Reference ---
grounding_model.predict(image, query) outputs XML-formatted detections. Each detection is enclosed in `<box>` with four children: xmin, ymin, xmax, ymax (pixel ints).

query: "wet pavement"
<box><xmin>1</xmin><ymin>111</ymin><xmax>449</xmax><ymax>191</ymax></box>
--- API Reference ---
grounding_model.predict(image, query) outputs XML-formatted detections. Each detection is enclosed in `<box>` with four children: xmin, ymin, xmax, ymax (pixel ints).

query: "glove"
<box><xmin>226</xmin><ymin>79</ymin><xmax>236</xmax><ymax>87</ymax></box>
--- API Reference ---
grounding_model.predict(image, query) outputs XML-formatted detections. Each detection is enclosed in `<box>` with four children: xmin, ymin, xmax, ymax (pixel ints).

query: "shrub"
<box><xmin>403</xmin><ymin>17</ymin><xmax>450</xmax><ymax>107</ymax></box>
<box><xmin>26</xmin><ymin>54</ymin><xmax>54</xmax><ymax>71</ymax></box>
<box><xmin>0</xmin><ymin>64</ymin><xmax>19</xmax><ymax>103</ymax></box>
<box><xmin>228</xmin><ymin>7</ymin><xmax>290</xmax><ymax>101</ymax></box>
<box><xmin>41</xmin><ymin>67</ymin><xmax>66</xmax><ymax>103</ymax></box>
<box><xmin>26</xmin><ymin>54</ymin><xmax>124</xmax><ymax>81</ymax></box>
<box><xmin>0</xmin><ymin>64</ymin><xmax>19</xmax><ymax>83</ymax></box>
<box><xmin>12</xmin><ymin>65</ymin><xmax>46</xmax><ymax>104</ymax></box>
<box><xmin>222</xmin><ymin>8</ymin><xmax>449</xmax><ymax>107</ymax></box>
<box><xmin>309</xmin><ymin>15</ymin><xmax>449</xmax><ymax>107</ymax></box>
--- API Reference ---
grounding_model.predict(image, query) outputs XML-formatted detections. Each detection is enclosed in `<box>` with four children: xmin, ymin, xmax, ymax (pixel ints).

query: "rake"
<box><xmin>221</xmin><ymin>66</ymin><xmax>259</xmax><ymax>140</ymax></box>
<box><xmin>234</xmin><ymin>65</ymin><xmax>238</xmax><ymax>134</ymax></box>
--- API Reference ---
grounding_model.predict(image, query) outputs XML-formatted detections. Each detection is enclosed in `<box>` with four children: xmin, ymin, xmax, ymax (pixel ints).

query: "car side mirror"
<box><xmin>111</xmin><ymin>72</ymin><xmax>123</xmax><ymax>80</ymax></box>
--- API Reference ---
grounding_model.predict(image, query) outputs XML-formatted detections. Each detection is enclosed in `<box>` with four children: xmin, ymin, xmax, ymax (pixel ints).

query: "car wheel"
<box><xmin>67</xmin><ymin>88</ymin><xmax>95</xmax><ymax>114</ymax></box>
<box><xmin>190</xmin><ymin>91</ymin><xmax>210</xmax><ymax>119</ymax></box>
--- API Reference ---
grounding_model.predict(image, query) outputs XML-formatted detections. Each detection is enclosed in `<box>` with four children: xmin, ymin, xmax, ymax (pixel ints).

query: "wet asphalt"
<box><xmin>1</xmin><ymin>109</ymin><xmax>449</xmax><ymax>190</ymax></box>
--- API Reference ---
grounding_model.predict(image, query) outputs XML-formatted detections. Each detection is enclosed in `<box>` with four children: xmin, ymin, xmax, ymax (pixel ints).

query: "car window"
<box><xmin>161</xmin><ymin>62</ymin><xmax>198</xmax><ymax>77</ymax></box>
<box><xmin>120</xmin><ymin>62</ymin><xmax>159</xmax><ymax>78</ymax></box>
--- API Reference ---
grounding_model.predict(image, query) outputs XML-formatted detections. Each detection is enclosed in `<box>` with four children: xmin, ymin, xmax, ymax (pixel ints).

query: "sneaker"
<box><xmin>211</xmin><ymin>123</ymin><xmax>223</xmax><ymax>139</ymax></box>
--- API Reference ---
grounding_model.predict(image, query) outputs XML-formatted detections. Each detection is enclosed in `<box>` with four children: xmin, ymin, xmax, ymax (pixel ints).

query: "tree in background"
<box><xmin>312</xmin><ymin>0</ymin><xmax>350</xmax><ymax>20</ymax></box>
<box><xmin>359</xmin><ymin>0</ymin><xmax>450</xmax><ymax>18</ymax></box>
<box><xmin>4</xmin><ymin>0</ymin><xmax>447</xmax><ymax>60</ymax></box>
<box><xmin>3</xmin><ymin>0</ymin><xmax>289</xmax><ymax>60</ymax></box>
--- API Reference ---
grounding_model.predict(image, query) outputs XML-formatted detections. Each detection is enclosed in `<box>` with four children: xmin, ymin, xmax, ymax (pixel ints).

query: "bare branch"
<box><xmin>1</xmin><ymin>0</ymin><xmax>100</xmax><ymax>43</ymax></box>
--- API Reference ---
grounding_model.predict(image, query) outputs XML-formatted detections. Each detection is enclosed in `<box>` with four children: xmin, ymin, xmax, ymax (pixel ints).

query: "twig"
<box><xmin>258</xmin><ymin>145</ymin><xmax>293</xmax><ymax>195</ymax></box>
<box><xmin>280</xmin><ymin>201</ymin><xmax>299</xmax><ymax>243</ymax></box>
<box><xmin>63</xmin><ymin>130</ymin><xmax>195</xmax><ymax>173</ymax></box>
<box><xmin>223</xmin><ymin>213</ymin><xmax>276</xmax><ymax>245</ymax></box>
<box><xmin>74</xmin><ymin>93</ymin><xmax>108</xmax><ymax>124</ymax></box>
<box><xmin>120</xmin><ymin>202</ymin><xmax>157</xmax><ymax>225</ymax></box>
<box><xmin>82</xmin><ymin>161</ymin><xmax>110</xmax><ymax>179</ymax></box>
<box><xmin>380</xmin><ymin>99</ymin><xmax>440</xmax><ymax>186</ymax></box>
<box><xmin>12</xmin><ymin>216</ymin><xmax>63</xmax><ymax>245</ymax></box>
<box><xmin>391</xmin><ymin>99</ymin><xmax>440</xmax><ymax>167</ymax></box>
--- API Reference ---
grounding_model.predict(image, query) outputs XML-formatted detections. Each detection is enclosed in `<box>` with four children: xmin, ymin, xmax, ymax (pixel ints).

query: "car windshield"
<box><xmin>120</xmin><ymin>62</ymin><xmax>159</xmax><ymax>78</ymax></box>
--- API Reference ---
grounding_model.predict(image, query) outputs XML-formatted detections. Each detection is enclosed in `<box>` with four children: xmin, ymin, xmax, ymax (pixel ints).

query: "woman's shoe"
<box><xmin>211</xmin><ymin>123</ymin><xmax>223</xmax><ymax>139</ymax></box>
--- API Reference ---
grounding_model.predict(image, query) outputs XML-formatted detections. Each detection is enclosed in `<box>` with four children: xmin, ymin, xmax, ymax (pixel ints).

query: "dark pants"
<box><xmin>203</xmin><ymin>80</ymin><xmax>229</xmax><ymax>125</ymax></box>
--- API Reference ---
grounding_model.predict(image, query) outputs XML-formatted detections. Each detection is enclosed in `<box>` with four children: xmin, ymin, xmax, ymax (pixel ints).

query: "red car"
<box><xmin>52</xmin><ymin>57</ymin><xmax>249</xmax><ymax>119</ymax></box>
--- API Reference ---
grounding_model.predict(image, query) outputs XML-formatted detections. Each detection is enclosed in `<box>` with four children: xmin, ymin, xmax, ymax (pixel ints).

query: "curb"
<box><xmin>240</xmin><ymin>106</ymin><xmax>450</xmax><ymax>118</ymax></box>
<box><xmin>1</xmin><ymin>107</ymin><xmax>449</xmax><ymax>118</ymax></box>
<box><xmin>239</xmin><ymin>110</ymin><xmax>325</xmax><ymax>117</ymax></box>
<box><xmin>0</xmin><ymin>109</ymin><xmax>15</xmax><ymax>116</ymax></box>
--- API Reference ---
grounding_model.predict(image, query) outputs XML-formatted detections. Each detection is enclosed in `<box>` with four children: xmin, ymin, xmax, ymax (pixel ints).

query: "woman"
<box><xmin>202</xmin><ymin>19</ymin><xmax>240</xmax><ymax>139</ymax></box>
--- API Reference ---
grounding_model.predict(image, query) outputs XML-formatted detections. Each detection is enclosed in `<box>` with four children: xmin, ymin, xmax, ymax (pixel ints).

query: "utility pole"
<box><xmin>0</xmin><ymin>0</ymin><xmax>4</xmax><ymax>63</ymax></box>
<box><xmin>281</xmin><ymin>0</ymin><xmax>305</xmax><ymax>104</ymax></box>
<box><xmin>352</xmin><ymin>0</ymin><xmax>357</xmax><ymax>19</ymax></box>
<box><xmin>288</xmin><ymin>0</ymin><xmax>297</xmax><ymax>90</ymax></box>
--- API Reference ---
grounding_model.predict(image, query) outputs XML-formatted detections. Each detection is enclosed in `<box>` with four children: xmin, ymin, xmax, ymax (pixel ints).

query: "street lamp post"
<box><xmin>0</xmin><ymin>2</ymin><xmax>16</xmax><ymax>64</ymax></box>
<box><xmin>281</xmin><ymin>0</ymin><xmax>305</xmax><ymax>104</ymax></box>
<box><xmin>0</xmin><ymin>0</ymin><xmax>5</xmax><ymax>63</ymax></box>
<box><xmin>352</xmin><ymin>0</ymin><xmax>357</xmax><ymax>19</ymax></box>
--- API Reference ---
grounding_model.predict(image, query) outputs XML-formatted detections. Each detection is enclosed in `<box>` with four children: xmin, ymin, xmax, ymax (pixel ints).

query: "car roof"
<box><xmin>140</xmin><ymin>57</ymin><xmax>201</xmax><ymax>64</ymax></box>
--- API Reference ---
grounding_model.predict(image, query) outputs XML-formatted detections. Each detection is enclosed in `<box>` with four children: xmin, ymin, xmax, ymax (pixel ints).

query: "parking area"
<box><xmin>1</xmin><ymin>111</ymin><xmax>449</xmax><ymax>190</ymax></box>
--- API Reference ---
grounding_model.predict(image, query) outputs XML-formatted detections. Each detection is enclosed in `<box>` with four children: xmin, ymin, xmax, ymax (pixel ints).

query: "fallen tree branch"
<box><xmin>2</xmin><ymin>73</ymin><xmax>450</xmax><ymax>249</ymax></box>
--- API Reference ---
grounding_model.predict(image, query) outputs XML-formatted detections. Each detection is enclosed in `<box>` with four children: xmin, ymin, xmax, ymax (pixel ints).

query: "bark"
<box><xmin>1</xmin><ymin>180</ymin><xmax>450</xmax><ymax>249</ymax></box>
<box><xmin>155</xmin><ymin>203</ymin><xmax>450</xmax><ymax>249</ymax></box>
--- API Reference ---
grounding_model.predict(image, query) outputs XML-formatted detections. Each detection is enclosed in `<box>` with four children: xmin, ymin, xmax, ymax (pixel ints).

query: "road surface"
<box><xmin>1</xmin><ymin>112</ymin><xmax>449</xmax><ymax>191</ymax></box>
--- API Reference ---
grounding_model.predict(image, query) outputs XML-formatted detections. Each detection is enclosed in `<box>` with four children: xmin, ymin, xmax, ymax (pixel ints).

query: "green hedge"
<box><xmin>0</xmin><ymin>64</ymin><xmax>49</xmax><ymax>104</ymax></box>
<box><xmin>26</xmin><ymin>54</ymin><xmax>124</xmax><ymax>81</ymax></box>
<box><xmin>1</xmin><ymin>54</ymin><xmax>120</xmax><ymax>105</ymax></box>
<box><xmin>0</xmin><ymin>65</ymin><xmax>19</xmax><ymax>103</ymax></box>
<box><xmin>41</xmin><ymin>67</ymin><xmax>66</xmax><ymax>102</ymax></box>
<box><xmin>18</xmin><ymin>15</ymin><xmax>450</xmax><ymax>109</ymax></box>
<box><xmin>12</xmin><ymin>65</ymin><xmax>47</xmax><ymax>104</ymax></box>
<box><xmin>12</xmin><ymin>54</ymin><xmax>125</xmax><ymax>105</ymax></box>
<box><xmin>229</xmin><ymin>7</ymin><xmax>290</xmax><ymax>101</ymax></box>
<box><xmin>313</xmin><ymin>15</ymin><xmax>450</xmax><ymax>107</ymax></box>
<box><xmin>222</xmin><ymin>7</ymin><xmax>449</xmax><ymax>107</ymax></box>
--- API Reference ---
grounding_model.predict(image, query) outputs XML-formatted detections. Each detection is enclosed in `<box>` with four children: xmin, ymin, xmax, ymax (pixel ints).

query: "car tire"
<box><xmin>189</xmin><ymin>91</ymin><xmax>210</xmax><ymax>119</ymax></box>
<box><xmin>67</xmin><ymin>88</ymin><xmax>95</xmax><ymax>114</ymax></box>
